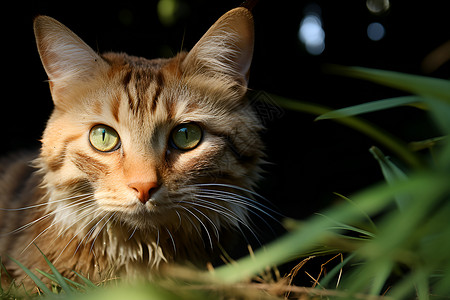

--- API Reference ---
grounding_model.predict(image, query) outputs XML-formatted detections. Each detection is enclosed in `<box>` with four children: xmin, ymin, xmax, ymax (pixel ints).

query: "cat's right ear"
<box><xmin>34</xmin><ymin>16</ymin><xmax>107</xmax><ymax>105</ymax></box>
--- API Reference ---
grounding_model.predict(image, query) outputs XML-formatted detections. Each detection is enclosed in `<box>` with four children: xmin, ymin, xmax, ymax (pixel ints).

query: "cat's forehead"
<box><xmin>101</xmin><ymin>52</ymin><xmax>185</xmax><ymax>121</ymax></box>
<box><xmin>103</xmin><ymin>52</ymin><xmax>173</xmax><ymax>71</ymax></box>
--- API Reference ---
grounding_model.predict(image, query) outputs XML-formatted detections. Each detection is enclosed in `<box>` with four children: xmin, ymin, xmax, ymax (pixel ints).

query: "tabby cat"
<box><xmin>0</xmin><ymin>6</ymin><xmax>265</xmax><ymax>287</ymax></box>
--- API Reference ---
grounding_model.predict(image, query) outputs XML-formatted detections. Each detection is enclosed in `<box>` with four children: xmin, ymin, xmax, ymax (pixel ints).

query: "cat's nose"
<box><xmin>128</xmin><ymin>181</ymin><xmax>159</xmax><ymax>204</ymax></box>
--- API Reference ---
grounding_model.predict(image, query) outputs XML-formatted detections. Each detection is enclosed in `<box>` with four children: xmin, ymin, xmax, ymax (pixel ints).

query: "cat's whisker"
<box><xmin>128</xmin><ymin>225</ymin><xmax>138</xmax><ymax>241</ymax></box>
<box><xmin>2</xmin><ymin>194</ymin><xmax>94</xmax><ymax>236</ymax></box>
<box><xmin>176</xmin><ymin>208</ymin><xmax>204</xmax><ymax>247</ymax></box>
<box><xmin>194</xmin><ymin>184</ymin><xmax>278</xmax><ymax>214</ymax></box>
<box><xmin>195</xmin><ymin>191</ymin><xmax>278</xmax><ymax>237</ymax></box>
<box><xmin>164</xmin><ymin>227</ymin><xmax>176</xmax><ymax>254</ymax></box>
<box><xmin>180</xmin><ymin>199</ymin><xmax>244</xmax><ymax>226</ymax></box>
<box><xmin>90</xmin><ymin>212</ymin><xmax>116</xmax><ymax>253</ymax></box>
<box><xmin>175</xmin><ymin>211</ymin><xmax>182</xmax><ymax>230</ymax></box>
<box><xmin>74</xmin><ymin>211</ymin><xmax>109</xmax><ymax>256</ymax></box>
<box><xmin>54</xmin><ymin>206</ymin><xmax>100</xmax><ymax>262</ymax></box>
<box><xmin>197</xmin><ymin>191</ymin><xmax>276</xmax><ymax>221</ymax></box>
<box><xmin>192</xmin><ymin>183</ymin><xmax>268</xmax><ymax>201</ymax></box>
<box><xmin>18</xmin><ymin>196</ymin><xmax>96</xmax><ymax>252</ymax></box>
<box><xmin>190</xmin><ymin>206</ymin><xmax>220</xmax><ymax>239</ymax></box>
<box><xmin>181</xmin><ymin>198</ymin><xmax>263</xmax><ymax>247</ymax></box>
<box><xmin>177</xmin><ymin>205</ymin><xmax>213</xmax><ymax>250</ymax></box>
<box><xmin>196</xmin><ymin>187</ymin><xmax>282</xmax><ymax>221</ymax></box>
<box><xmin>0</xmin><ymin>192</ymin><xmax>92</xmax><ymax>211</ymax></box>
<box><xmin>156</xmin><ymin>228</ymin><xmax>160</xmax><ymax>249</ymax></box>
<box><xmin>53</xmin><ymin>201</ymin><xmax>98</xmax><ymax>244</ymax></box>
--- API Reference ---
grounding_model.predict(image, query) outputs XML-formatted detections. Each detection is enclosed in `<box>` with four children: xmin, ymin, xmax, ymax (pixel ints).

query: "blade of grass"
<box><xmin>35</xmin><ymin>269</ymin><xmax>87</xmax><ymax>291</ymax></box>
<box><xmin>8</xmin><ymin>256</ymin><xmax>52</xmax><ymax>295</ymax></box>
<box><xmin>316</xmin><ymin>213</ymin><xmax>375</xmax><ymax>238</ymax></box>
<box><xmin>72</xmin><ymin>271</ymin><xmax>98</xmax><ymax>289</ymax></box>
<box><xmin>316</xmin><ymin>96</ymin><xmax>423</xmax><ymax>120</ymax></box>
<box><xmin>326</xmin><ymin>65</ymin><xmax>450</xmax><ymax>136</ymax></box>
<box><xmin>35</xmin><ymin>245</ymin><xmax>74</xmax><ymax>294</ymax></box>
<box><xmin>370</xmin><ymin>146</ymin><xmax>410</xmax><ymax>211</ymax></box>
<box><xmin>319</xmin><ymin>252</ymin><xmax>356</xmax><ymax>288</ymax></box>
<box><xmin>333</xmin><ymin>192</ymin><xmax>377</xmax><ymax>232</ymax></box>
<box><xmin>325</xmin><ymin>65</ymin><xmax>450</xmax><ymax>102</ymax></box>
<box><xmin>268</xmin><ymin>94</ymin><xmax>424</xmax><ymax>169</ymax></box>
<box><xmin>0</xmin><ymin>256</ymin><xmax>13</xmax><ymax>283</ymax></box>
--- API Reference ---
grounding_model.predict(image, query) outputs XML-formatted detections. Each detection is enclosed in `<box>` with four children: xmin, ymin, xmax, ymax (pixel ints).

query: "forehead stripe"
<box><xmin>150</xmin><ymin>71</ymin><xmax>164</xmax><ymax>114</ymax></box>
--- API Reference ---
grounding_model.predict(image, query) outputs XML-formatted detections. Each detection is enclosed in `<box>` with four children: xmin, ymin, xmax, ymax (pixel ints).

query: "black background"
<box><xmin>1</xmin><ymin>1</ymin><xmax>449</xmax><ymax>246</ymax></box>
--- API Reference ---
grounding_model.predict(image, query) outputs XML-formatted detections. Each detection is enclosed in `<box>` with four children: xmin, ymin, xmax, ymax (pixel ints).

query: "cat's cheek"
<box><xmin>93</xmin><ymin>186</ymin><xmax>138</xmax><ymax>212</ymax></box>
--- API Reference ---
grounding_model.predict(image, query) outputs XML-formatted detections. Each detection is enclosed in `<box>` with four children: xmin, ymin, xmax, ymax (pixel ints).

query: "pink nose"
<box><xmin>128</xmin><ymin>181</ymin><xmax>159</xmax><ymax>204</ymax></box>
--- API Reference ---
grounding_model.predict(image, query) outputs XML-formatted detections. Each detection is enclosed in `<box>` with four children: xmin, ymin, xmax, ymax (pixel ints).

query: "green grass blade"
<box><xmin>316</xmin><ymin>213</ymin><xmax>375</xmax><ymax>238</ymax></box>
<box><xmin>34</xmin><ymin>245</ymin><xmax>74</xmax><ymax>294</ymax></box>
<box><xmin>7</xmin><ymin>256</ymin><xmax>53</xmax><ymax>295</ymax></box>
<box><xmin>370</xmin><ymin>146</ymin><xmax>410</xmax><ymax>211</ymax></box>
<box><xmin>36</xmin><ymin>269</ymin><xmax>87</xmax><ymax>291</ymax></box>
<box><xmin>268</xmin><ymin>93</ymin><xmax>424</xmax><ymax>169</ymax></box>
<box><xmin>319</xmin><ymin>252</ymin><xmax>356</xmax><ymax>288</ymax></box>
<box><xmin>333</xmin><ymin>193</ymin><xmax>377</xmax><ymax>232</ymax></box>
<box><xmin>72</xmin><ymin>271</ymin><xmax>98</xmax><ymax>289</ymax></box>
<box><xmin>316</xmin><ymin>96</ymin><xmax>423</xmax><ymax>120</ymax></box>
<box><xmin>325</xmin><ymin>65</ymin><xmax>450</xmax><ymax>102</ymax></box>
<box><xmin>326</xmin><ymin>65</ymin><xmax>450</xmax><ymax>136</ymax></box>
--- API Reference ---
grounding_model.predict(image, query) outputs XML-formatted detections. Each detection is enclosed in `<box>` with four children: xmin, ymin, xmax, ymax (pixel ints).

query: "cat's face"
<box><xmin>34</xmin><ymin>8</ymin><xmax>263</xmax><ymax>235</ymax></box>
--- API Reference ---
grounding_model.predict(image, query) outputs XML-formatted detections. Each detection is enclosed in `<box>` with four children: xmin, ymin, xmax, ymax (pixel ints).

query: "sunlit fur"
<box><xmin>0</xmin><ymin>7</ymin><xmax>266</xmax><ymax>287</ymax></box>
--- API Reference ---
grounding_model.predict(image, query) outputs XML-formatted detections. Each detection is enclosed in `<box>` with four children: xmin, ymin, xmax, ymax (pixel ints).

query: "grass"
<box><xmin>1</xmin><ymin>66</ymin><xmax>450</xmax><ymax>299</ymax></box>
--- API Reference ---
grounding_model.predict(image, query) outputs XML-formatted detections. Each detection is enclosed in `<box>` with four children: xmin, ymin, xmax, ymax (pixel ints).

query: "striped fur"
<box><xmin>0</xmin><ymin>7</ymin><xmax>264</xmax><ymax>288</ymax></box>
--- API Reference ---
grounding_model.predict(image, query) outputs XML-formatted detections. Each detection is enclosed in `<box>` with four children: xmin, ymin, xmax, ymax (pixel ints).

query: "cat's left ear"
<box><xmin>182</xmin><ymin>7</ymin><xmax>254</xmax><ymax>89</ymax></box>
<box><xmin>34</xmin><ymin>16</ymin><xmax>108</xmax><ymax>105</ymax></box>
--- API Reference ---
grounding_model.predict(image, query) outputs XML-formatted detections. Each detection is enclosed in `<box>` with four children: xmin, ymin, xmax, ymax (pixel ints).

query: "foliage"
<box><xmin>1</xmin><ymin>66</ymin><xmax>449</xmax><ymax>299</ymax></box>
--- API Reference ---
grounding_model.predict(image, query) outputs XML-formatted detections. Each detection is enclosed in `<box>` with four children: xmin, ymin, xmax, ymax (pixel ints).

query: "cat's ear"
<box><xmin>182</xmin><ymin>7</ymin><xmax>254</xmax><ymax>88</ymax></box>
<box><xmin>33</xmin><ymin>16</ymin><xmax>107</xmax><ymax>104</ymax></box>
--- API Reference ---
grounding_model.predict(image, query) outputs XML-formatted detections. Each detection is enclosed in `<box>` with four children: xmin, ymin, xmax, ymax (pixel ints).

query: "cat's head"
<box><xmin>34</xmin><ymin>8</ymin><xmax>263</xmax><ymax>238</ymax></box>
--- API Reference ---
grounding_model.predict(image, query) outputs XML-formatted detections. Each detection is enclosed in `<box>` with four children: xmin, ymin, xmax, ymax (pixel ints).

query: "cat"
<box><xmin>0</xmin><ymin>6</ymin><xmax>265</xmax><ymax>288</ymax></box>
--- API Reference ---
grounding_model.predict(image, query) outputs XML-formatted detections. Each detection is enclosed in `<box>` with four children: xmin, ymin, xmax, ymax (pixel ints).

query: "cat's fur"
<box><xmin>0</xmin><ymin>7</ymin><xmax>264</xmax><ymax>287</ymax></box>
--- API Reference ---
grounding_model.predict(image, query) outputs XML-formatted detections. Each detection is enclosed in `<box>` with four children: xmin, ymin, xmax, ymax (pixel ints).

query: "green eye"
<box><xmin>171</xmin><ymin>123</ymin><xmax>203</xmax><ymax>150</ymax></box>
<box><xmin>89</xmin><ymin>125</ymin><xmax>120</xmax><ymax>152</ymax></box>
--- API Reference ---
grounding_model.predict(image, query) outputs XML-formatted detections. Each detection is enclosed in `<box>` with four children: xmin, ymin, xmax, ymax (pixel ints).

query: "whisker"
<box><xmin>190</xmin><ymin>206</ymin><xmax>220</xmax><ymax>239</ymax></box>
<box><xmin>192</xmin><ymin>183</ymin><xmax>271</xmax><ymax>204</ymax></box>
<box><xmin>53</xmin><ymin>201</ymin><xmax>98</xmax><ymax>241</ymax></box>
<box><xmin>196</xmin><ymin>191</ymin><xmax>280</xmax><ymax>226</ymax></box>
<box><xmin>180</xmin><ymin>199</ymin><xmax>262</xmax><ymax>246</ymax></box>
<box><xmin>156</xmin><ymin>228</ymin><xmax>160</xmax><ymax>249</ymax></box>
<box><xmin>176</xmin><ymin>208</ymin><xmax>204</xmax><ymax>246</ymax></box>
<box><xmin>178</xmin><ymin>205</ymin><xmax>213</xmax><ymax>250</ymax></box>
<box><xmin>128</xmin><ymin>226</ymin><xmax>138</xmax><ymax>241</ymax></box>
<box><xmin>74</xmin><ymin>211</ymin><xmax>109</xmax><ymax>256</ymax></box>
<box><xmin>197</xmin><ymin>187</ymin><xmax>282</xmax><ymax>218</ymax></box>
<box><xmin>165</xmin><ymin>227</ymin><xmax>176</xmax><ymax>254</ymax></box>
<box><xmin>54</xmin><ymin>205</ymin><xmax>99</xmax><ymax>262</ymax></box>
<box><xmin>90</xmin><ymin>212</ymin><xmax>116</xmax><ymax>253</ymax></box>
<box><xmin>19</xmin><ymin>196</ymin><xmax>96</xmax><ymax>253</ymax></box>
<box><xmin>0</xmin><ymin>192</ymin><xmax>92</xmax><ymax>211</ymax></box>
<box><xmin>3</xmin><ymin>194</ymin><xmax>94</xmax><ymax>236</ymax></box>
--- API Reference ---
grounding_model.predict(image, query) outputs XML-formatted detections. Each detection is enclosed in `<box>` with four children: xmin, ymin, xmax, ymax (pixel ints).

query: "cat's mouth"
<box><xmin>116</xmin><ymin>200</ymin><xmax>182</xmax><ymax>230</ymax></box>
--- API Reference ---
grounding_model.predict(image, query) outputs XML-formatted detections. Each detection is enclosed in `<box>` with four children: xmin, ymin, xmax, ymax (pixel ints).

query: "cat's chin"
<box><xmin>114</xmin><ymin>201</ymin><xmax>180</xmax><ymax>230</ymax></box>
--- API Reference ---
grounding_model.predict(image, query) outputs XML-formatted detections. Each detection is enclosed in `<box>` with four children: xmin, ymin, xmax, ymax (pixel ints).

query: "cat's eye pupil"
<box><xmin>89</xmin><ymin>125</ymin><xmax>120</xmax><ymax>152</ymax></box>
<box><xmin>171</xmin><ymin>123</ymin><xmax>203</xmax><ymax>151</ymax></box>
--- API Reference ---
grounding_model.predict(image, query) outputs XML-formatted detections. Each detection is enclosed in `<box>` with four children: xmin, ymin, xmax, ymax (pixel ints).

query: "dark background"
<box><xmin>1</xmin><ymin>0</ymin><xmax>448</xmax><ymax>239</ymax></box>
